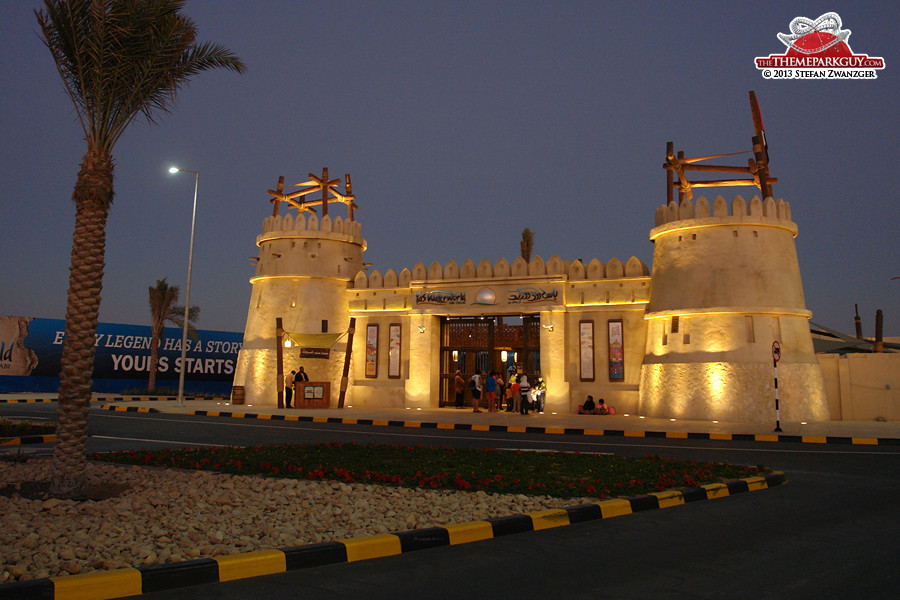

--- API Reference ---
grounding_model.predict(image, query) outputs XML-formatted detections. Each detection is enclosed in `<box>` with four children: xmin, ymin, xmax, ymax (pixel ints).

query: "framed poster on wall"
<box><xmin>388</xmin><ymin>323</ymin><xmax>401</xmax><ymax>378</ymax></box>
<box><xmin>365</xmin><ymin>324</ymin><xmax>378</xmax><ymax>378</ymax></box>
<box><xmin>608</xmin><ymin>319</ymin><xmax>624</xmax><ymax>381</ymax></box>
<box><xmin>579</xmin><ymin>320</ymin><xmax>594</xmax><ymax>381</ymax></box>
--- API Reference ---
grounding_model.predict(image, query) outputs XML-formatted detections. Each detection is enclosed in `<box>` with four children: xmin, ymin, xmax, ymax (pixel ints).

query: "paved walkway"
<box><xmin>4</xmin><ymin>393</ymin><xmax>898</xmax><ymax>444</ymax></box>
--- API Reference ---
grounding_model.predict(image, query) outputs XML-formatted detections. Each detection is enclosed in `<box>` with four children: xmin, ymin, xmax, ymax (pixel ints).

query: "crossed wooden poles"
<box><xmin>267</xmin><ymin>167</ymin><xmax>357</xmax><ymax>220</ymax></box>
<box><xmin>665</xmin><ymin>91</ymin><xmax>776</xmax><ymax>204</ymax></box>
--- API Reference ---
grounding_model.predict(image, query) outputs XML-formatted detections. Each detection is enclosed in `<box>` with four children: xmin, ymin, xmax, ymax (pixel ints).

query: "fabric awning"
<box><xmin>284</xmin><ymin>332</ymin><xmax>345</xmax><ymax>348</ymax></box>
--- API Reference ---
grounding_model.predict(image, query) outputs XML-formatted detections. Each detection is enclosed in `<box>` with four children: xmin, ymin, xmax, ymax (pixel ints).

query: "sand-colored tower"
<box><xmin>639</xmin><ymin>194</ymin><xmax>828</xmax><ymax>423</ymax></box>
<box><xmin>232</xmin><ymin>170</ymin><xmax>365</xmax><ymax>406</ymax></box>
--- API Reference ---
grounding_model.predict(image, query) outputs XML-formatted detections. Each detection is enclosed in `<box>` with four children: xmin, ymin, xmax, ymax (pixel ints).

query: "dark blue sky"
<box><xmin>2</xmin><ymin>1</ymin><xmax>898</xmax><ymax>335</ymax></box>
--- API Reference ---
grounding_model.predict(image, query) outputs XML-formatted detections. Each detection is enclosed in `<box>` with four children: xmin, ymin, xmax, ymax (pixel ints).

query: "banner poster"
<box><xmin>608</xmin><ymin>319</ymin><xmax>625</xmax><ymax>381</ymax></box>
<box><xmin>365</xmin><ymin>324</ymin><xmax>379</xmax><ymax>378</ymax></box>
<box><xmin>0</xmin><ymin>315</ymin><xmax>243</xmax><ymax>394</ymax></box>
<box><xmin>579</xmin><ymin>320</ymin><xmax>594</xmax><ymax>381</ymax></box>
<box><xmin>388</xmin><ymin>323</ymin><xmax>401</xmax><ymax>378</ymax></box>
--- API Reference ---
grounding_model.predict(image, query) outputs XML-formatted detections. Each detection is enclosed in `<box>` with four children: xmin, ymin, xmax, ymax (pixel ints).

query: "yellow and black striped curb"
<box><xmin>100</xmin><ymin>405</ymin><xmax>160</xmax><ymax>414</ymax></box>
<box><xmin>186</xmin><ymin>410</ymin><xmax>900</xmax><ymax>446</ymax></box>
<box><xmin>0</xmin><ymin>397</ymin><xmax>226</xmax><ymax>404</ymax></box>
<box><xmin>3</xmin><ymin>398</ymin><xmax>896</xmax><ymax>445</ymax></box>
<box><xmin>0</xmin><ymin>472</ymin><xmax>786</xmax><ymax>600</ymax></box>
<box><xmin>0</xmin><ymin>434</ymin><xmax>56</xmax><ymax>447</ymax></box>
<box><xmin>0</xmin><ymin>398</ymin><xmax>56</xmax><ymax>404</ymax></box>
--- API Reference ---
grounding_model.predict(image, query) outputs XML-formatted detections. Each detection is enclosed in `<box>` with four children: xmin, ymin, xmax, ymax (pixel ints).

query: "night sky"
<box><xmin>2</xmin><ymin>1</ymin><xmax>898</xmax><ymax>336</ymax></box>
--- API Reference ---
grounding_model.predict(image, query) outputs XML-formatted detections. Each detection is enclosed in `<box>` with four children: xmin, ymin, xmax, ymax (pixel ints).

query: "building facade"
<box><xmin>231</xmin><ymin>192</ymin><xmax>829</xmax><ymax>423</ymax></box>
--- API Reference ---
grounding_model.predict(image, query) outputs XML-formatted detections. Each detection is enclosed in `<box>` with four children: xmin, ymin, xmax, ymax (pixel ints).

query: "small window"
<box><xmin>662</xmin><ymin>320</ymin><xmax>668</xmax><ymax>346</ymax></box>
<box><xmin>671</xmin><ymin>316</ymin><xmax>680</xmax><ymax>333</ymax></box>
<box><xmin>321</xmin><ymin>320</ymin><xmax>328</xmax><ymax>333</ymax></box>
<box><xmin>745</xmin><ymin>316</ymin><xmax>755</xmax><ymax>343</ymax></box>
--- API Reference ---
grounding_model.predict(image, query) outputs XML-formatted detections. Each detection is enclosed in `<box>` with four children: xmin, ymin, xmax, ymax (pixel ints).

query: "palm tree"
<box><xmin>148</xmin><ymin>278</ymin><xmax>199</xmax><ymax>391</ymax></box>
<box><xmin>520</xmin><ymin>228</ymin><xmax>535</xmax><ymax>262</ymax></box>
<box><xmin>36</xmin><ymin>0</ymin><xmax>245</xmax><ymax>497</ymax></box>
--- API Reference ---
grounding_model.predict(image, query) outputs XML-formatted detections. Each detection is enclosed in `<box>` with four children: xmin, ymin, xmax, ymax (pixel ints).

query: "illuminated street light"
<box><xmin>168</xmin><ymin>166</ymin><xmax>199</xmax><ymax>407</ymax></box>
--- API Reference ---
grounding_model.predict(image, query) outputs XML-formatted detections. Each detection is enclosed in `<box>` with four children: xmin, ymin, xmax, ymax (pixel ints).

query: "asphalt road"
<box><xmin>4</xmin><ymin>404</ymin><xmax>900</xmax><ymax>599</ymax></box>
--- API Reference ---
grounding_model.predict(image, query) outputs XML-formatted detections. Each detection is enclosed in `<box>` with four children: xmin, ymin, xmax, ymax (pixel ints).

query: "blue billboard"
<box><xmin>0</xmin><ymin>316</ymin><xmax>243</xmax><ymax>395</ymax></box>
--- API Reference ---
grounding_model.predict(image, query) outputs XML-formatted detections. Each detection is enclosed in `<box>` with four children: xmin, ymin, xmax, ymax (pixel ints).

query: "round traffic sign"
<box><xmin>772</xmin><ymin>340</ymin><xmax>782</xmax><ymax>362</ymax></box>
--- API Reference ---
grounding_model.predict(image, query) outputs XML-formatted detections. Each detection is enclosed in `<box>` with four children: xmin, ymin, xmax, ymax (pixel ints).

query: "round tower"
<box><xmin>232</xmin><ymin>173</ymin><xmax>365</xmax><ymax>407</ymax></box>
<box><xmin>639</xmin><ymin>194</ymin><xmax>827</xmax><ymax>423</ymax></box>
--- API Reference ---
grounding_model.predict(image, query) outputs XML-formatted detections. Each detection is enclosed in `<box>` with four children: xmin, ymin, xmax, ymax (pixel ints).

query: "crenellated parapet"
<box><xmin>654</xmin><ymin>194</ymin><xmax>795</xmax><ymax>234</ymax></box>
<box><xmin>259</xmin><ymin>213</ymin><xmax>364</xmax><ymax>244</ymax></box>
<box><xmin>353</xmin><ymin>254</ymin><xmax>650</xmax><ymax>289</ymax></box>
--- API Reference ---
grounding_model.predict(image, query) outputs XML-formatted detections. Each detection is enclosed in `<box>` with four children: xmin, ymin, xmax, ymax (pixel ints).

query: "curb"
<box><xmin>187</xmin><ymin>410</ymin><xmax>900</xmax><ymax>446</ymax></box>
<box><xmin>3</xmin><ymin>398</ymin><xmax>897</xmax><ymax>445</ymax></box>
<box><xmin>0</xmin><ymin>397</ymin><xmax>226</xmax><ymax>404</ymax></box>
<box><xmin>0</xmin><ymin>399</ymin><xmax>55</xmax><ymax>404</ymax></box>
<box><xmin>0</xmin><ymin>434</ymin><xmax>56</xmax><ymax>447</ymax></box>
<box><xmin>100</xmin><ymin>406</ymin><xmax>160</xmax><ymax>414</ymax></box>
<box><xmin>0</xmin><ymin>471</ymin><xmax>786</xmax><ymax>599</ymax></box>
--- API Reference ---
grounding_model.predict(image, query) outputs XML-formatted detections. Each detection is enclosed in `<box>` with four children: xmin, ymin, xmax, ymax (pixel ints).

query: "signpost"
<box><xmin>772</xmin><ymin>340</ymin><xmax>782</xmax><ymax>432</ymax></box>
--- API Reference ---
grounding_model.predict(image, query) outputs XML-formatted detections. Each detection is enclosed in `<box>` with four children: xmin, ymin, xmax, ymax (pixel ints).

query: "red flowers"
<box><xmin>90</xmin><ymin>444</ymin><xmax>769</xmax><ymax>500</ymax></box>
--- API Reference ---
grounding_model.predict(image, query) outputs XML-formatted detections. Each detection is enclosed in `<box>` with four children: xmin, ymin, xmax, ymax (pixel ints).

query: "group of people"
<box><xmin>282</xmin><ymin>366</ymin><xmax>310</xmax><ymax>409</ymax></box>
<box><xmin>454</xmin><ymin>370</ymin><xmax>546</xmax><ymax>415</ymax></box>
<box><xmin>578</xmin><ymin>395</ymin><xmax>616</xmax><ymax>415</ymax></box>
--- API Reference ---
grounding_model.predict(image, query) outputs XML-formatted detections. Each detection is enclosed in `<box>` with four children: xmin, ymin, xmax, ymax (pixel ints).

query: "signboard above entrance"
<box><xmin>413</xmin><ymin>286</ymin><xmax>561</xmax><ymax>309</ymax></box>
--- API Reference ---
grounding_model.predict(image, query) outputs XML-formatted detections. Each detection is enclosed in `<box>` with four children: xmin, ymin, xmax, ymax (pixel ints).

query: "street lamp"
<box><xmin>168</xmin><ymin>166</ymin><xmax>199</xmax><ymax>406</ymax></box>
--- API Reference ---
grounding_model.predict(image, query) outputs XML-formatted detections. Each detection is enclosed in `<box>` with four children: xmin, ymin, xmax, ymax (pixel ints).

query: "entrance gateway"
<box><xmin>439</xmin><ymin>315</ymin><xmax>540</xmax><ymax>407</ymax></box>
<box><xmin>232</xmin><ymin>92</ymin><xmax>831</xmax><ymax>423</ymax></box>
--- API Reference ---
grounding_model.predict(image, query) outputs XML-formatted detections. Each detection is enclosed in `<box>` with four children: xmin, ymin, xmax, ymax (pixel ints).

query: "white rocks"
<box><xmin>0</xmin><ymin>458</ymin><xmax>596</xmax><ymax>583</ymax></box>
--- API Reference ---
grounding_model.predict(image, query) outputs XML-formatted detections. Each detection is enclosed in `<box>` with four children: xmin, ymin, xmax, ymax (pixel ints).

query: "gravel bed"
<box><xmin>1</xmin><ymin>458</ymin><xmax>598</xmax><ymax>583</ymax></box>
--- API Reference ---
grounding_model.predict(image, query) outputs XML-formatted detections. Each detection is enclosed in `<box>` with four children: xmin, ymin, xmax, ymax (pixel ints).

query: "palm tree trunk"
<box><xmin>51</xmin><ymin>147</ymin><xmax>113</xmax><ymax>498</ymax></box>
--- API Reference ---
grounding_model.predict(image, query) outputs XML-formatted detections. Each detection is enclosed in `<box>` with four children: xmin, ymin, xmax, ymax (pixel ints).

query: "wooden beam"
<box><xmin>681</xmin><ymin>164</ymin><xmax>753</xmax><ymax>174</ymax></box>
<box><xmin>338</xmin><ymin>317</ymin><xmax>356</xmax><ymax>408</ymax></box>
<box><xmin>276</xmin><ymin>317</ymin><xmax>285</xmax><ymax>409</ymax></box>
<box><xmin>666</xmin><ymin>142</ymin><xmax>674</xmax><ymax>205</ymax></box>
<box><xmin>687</xmin><ymin>177</ymin><xmax>778</xmax><ymax>188</ymax></box>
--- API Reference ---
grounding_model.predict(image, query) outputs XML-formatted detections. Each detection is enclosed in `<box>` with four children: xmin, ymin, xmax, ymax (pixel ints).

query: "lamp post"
<box><xmin>168</xmin><ymin>167</ymin><xmax>199</xmax><ymax>406</ymax></box>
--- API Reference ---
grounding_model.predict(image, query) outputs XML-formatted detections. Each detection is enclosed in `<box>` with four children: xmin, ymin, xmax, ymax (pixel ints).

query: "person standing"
<box><xmin>294</xmin><ymin>366</ymin><xmax>309</xmax><ymax>407</ymax></box>
<box><xmin>495</xmin><ymin>372</ymin><xmax>505</xmax><ymax>412</ymax></box>
<box><xmin>471</xmin><ymin>371</ymin><xmax>483</xmax><ymax>413</ymax></box>
<box><xmin>511</xmin><ymin>376</ymin><xmax>521</xmax><ymax>413</ymax></box>
<box><xmin>519</xmin><ymin>374</ymin><xmax>530</xmax><ymax>415</ymax></box>
<box><xmin>535</xmin><ymin>376</ymin><xmax>546</xmax><ymax>413</ymax></box>
<box><xmin>453</xmin><ymin>370</ymin><xmax>466</xmax><ymax>409</ymax></box>
<box><xmin>485</xmin><ymin>371</ymin><xmax>498</xmax><ymax>412</ymax></box>
<box><xmin>284</xmin><ymin>370</ymin><xmax>295</xmax><ymax>408</ymax></box>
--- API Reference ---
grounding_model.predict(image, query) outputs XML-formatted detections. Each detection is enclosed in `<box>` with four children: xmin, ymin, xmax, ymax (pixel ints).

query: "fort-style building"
<box><xmin>231</xmin><ymin>183</ymin><xmax>829</xmax><ymax>424</ymax></box>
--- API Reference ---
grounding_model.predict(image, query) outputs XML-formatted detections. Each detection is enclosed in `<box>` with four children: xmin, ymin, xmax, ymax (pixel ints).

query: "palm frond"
<box><xmin>36</xmin><ymin>0</ymin><xmax>247</xmax><ymax>153</ymax></box>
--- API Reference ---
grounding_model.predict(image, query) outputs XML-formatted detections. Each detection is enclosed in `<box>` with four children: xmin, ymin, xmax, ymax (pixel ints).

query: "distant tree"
<box><xmin>148</xmin><ymin>279</ymin><xmax>199</xmax><ymax>391</ymax></box>
<box><xmin>36</xmin><ymin>0</ymin><xmax>245</xmax><ymax>497</ymax></box>
<box><xmin>520</xmin><ymin>228</ymin><xmax>535</xmax><ymax>262</ymax></box>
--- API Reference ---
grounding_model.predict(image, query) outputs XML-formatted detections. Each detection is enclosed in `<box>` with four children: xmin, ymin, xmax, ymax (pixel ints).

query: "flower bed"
<box><xmin>94</xmin><ymin>442</ymin><xmax>769</xmax><ymax>498</ymax></box>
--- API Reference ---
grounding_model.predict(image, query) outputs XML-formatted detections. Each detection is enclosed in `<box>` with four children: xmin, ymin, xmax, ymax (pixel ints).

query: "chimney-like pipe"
<box><xmin>854</xmin><ymin>304</ymin><xmax>863</xmax><ymax>339</ymax></box>
<box><xmin>874</xmin><ymin>309</ymin><xmax>884</xmax><ymax>353</ymax></box>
